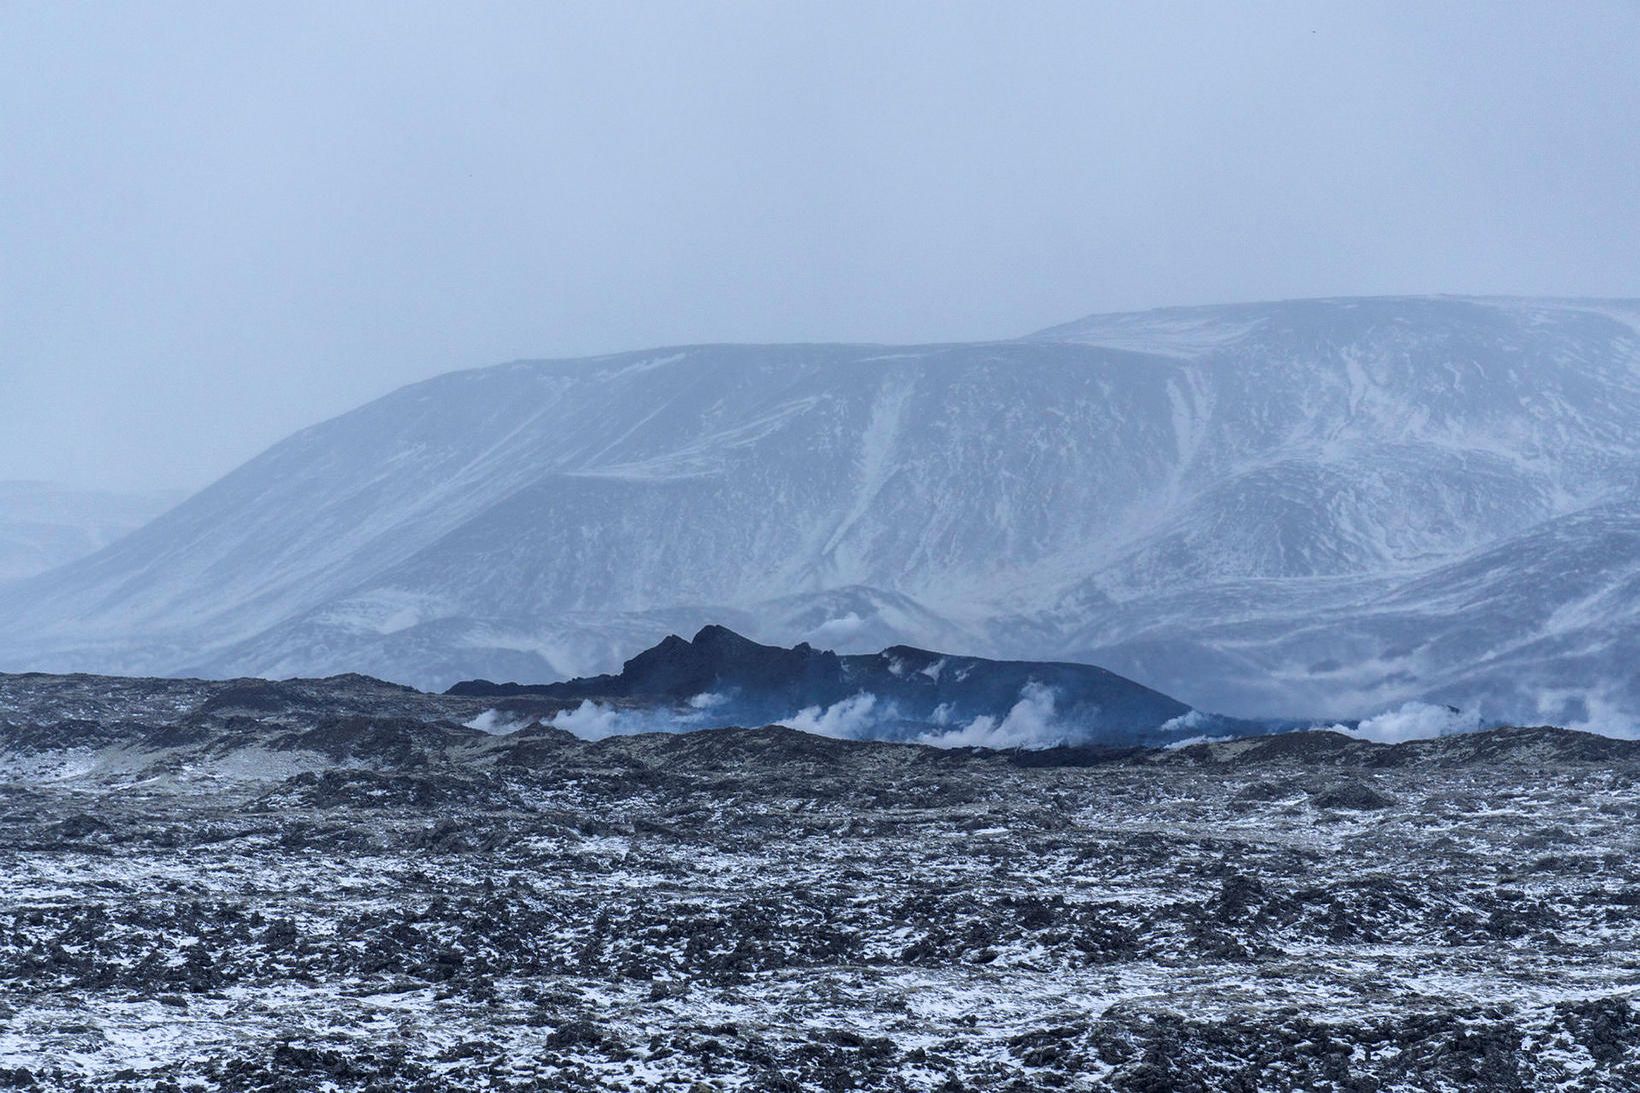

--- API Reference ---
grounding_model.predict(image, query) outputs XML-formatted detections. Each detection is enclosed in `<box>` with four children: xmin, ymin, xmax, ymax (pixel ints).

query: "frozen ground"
<box><xmin>0</xmin><ymin>671</ymin><xmax>1637</xmax><ymax>1090</ymax></box>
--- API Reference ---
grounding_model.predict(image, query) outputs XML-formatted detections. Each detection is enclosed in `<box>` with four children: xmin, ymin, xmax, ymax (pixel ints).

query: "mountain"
<box><xmin>449</xmin><ymin>623</ymin><xmax>1238</xmax><ymax>745</ymax></box>
<box><xmin>0</xmin><ymin>481</ymin><xmax>179</xmax><ymax>582</ymax></box>
<box><xmin>0</xmin><ymin>296</ymin><xmax>1635</xmax><ymax>727</ymax></box>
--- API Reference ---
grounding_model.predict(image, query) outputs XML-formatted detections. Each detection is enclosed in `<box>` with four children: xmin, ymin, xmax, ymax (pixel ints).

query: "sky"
<box><xmin>3</xmin><ymin>1</ymin><xmax>1638</xmax><ymax>493</ymax></box>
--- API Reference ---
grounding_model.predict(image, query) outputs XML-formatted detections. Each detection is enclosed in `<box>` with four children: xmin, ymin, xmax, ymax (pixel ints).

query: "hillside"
<box><xmin>0</xmin><ymin>296</ymin><xmax>1635</xmax><ymax>726</ymax></box>
<box><xmin>0</xmin><ymin>481</ymin><xmax>178</xmax><ymax>582</ymax></box>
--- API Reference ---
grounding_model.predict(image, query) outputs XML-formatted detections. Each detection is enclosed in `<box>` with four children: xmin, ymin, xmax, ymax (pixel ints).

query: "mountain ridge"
<box><xmin>447</xmin><ymin>623</ymin><xmax>1225</xmax><ymax>745</ymax></box>
<box><xmin>0</xmin><ymin>480</ymin><xmax>181</xmax><ymax>583</ymax></box>
<box><xmin>1</xmin><ymin>295</ymin><xmax>1635</xmax><ymax>728</ymax></box>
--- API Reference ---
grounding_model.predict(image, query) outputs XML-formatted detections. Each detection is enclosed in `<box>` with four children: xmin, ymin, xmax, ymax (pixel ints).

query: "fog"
<box><xmin>4</xmin><ymin>1</ymin><xmax>1637</xmax><ymax>492</ymax></box>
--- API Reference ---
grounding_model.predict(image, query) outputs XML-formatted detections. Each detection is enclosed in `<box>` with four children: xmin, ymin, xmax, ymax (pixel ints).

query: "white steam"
<box><xmin>916</xmin><ymin>682</ymin><xmax>1069</xmax><ymax>749</ymax></box>
<box><xmin>1164</xmin><ymin>733</ymin><xmax>1234</xmax><ymax>749</ymax></box>
<box><xmin>1531</xmin><ymin>687</ymin><xmax>1640</xmax><ymax>740</ymax></box>
<box><xmin>546</xmin><ymin>699</ymin><xmax>712</xmax><ymax>741</ymax></box>
<box><xmin>1327</xmin><ymin>701</ymin><xmax>1481</xmax><ymax>743</ymax></box>
<box><xmin>1159</xmin><ymin>709</ymin><xmax>1211</xmax><ymax>735</ymax></box>
<box><xmin>784</xmin><ymin>692</ymin><xmax>881</xmax><ymax>739</ymax></box>
<box><xmin>777</xmin><ymin>681</ymin><xmax>1077</xmax><ymax>749</ymax></box>
<box><xmin>549</xmin><ymin>700</ymin><xmax>636</xmax><ymax>740</ymax></box>
<box><xmin>810</xmin><ymin>613</ymin><xmax>865</xmax><ymax>642</ymax></box>
<box><xmin>464</xmin><ymin>709</ymin><xmax>531</xmax><ymax>735</ymax></box>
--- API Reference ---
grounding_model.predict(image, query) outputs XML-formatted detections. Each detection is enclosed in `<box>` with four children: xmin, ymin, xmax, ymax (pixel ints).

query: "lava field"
<box><xmin>1</xmin><ymin>672</ymin><xmax>1638</xmax><ymax>1091</ymax></box>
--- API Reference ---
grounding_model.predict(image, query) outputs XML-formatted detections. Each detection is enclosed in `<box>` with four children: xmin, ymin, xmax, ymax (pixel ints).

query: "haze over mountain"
<box><xmin>0</xmin><ymin>295</ymin><xmax>1635</xmax><ymax>728</ymax></box>
<box><xmin>0</xmin><ymin>482</ymin><xmax>179</xmax><ymax>583</ymax></box>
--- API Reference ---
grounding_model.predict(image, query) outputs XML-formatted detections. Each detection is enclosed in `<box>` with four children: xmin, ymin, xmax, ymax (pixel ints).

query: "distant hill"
<box><xmin>0</xmin><ymin>296</ymin><xmax>1635</xmax><ymax>728</ymax></box>
<box><xmin>448</xmin><ymin>624</ymin><xmax>1243</xmax><ymax>746</ymax></box>
<box><xmin>0</xmin><ymin>481</ymin><xmax>179</xmax><ymax>582</ymax></box>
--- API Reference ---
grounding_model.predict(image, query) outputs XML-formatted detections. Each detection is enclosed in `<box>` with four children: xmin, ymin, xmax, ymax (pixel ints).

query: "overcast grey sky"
<box><xmin>4</xmin><ymin>2</ymin><xmax>1638</xmax><ymax>492</ymax></box>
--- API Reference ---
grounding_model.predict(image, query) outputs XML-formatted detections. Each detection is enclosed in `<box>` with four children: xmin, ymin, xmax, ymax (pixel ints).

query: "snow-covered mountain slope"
<box><xmin>0</xmin><ymin>481</ymin><xmax>179</xmax><ymax>583</ymax></box>
<box><xmin>0</xmin><ymin>296</ymin><xmax>1635</xmax><ymax>727</ymax></box>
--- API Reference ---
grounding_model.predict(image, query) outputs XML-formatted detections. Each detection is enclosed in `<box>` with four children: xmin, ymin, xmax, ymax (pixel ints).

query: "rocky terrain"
<box><xmin>0</xmin><ymin>669</ymin><xmax>1638</xmax><ymax>1091</ymax></box>
<box><xmin>447</xmin><ymin>624</ymin><xmax>1271</xmax><ymax>747</ymax></box>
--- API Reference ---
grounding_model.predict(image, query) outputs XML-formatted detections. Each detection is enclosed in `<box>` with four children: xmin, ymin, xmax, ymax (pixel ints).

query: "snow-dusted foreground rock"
<box><xmin>0</xmin><ymin>672</ymin><xmax>1637</xmax><ymax>1091</ymax></box>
